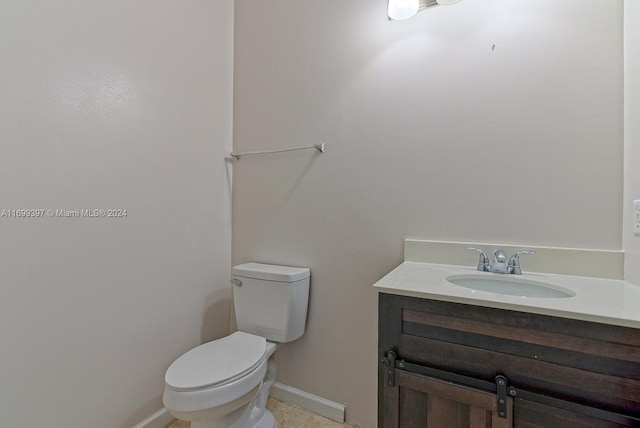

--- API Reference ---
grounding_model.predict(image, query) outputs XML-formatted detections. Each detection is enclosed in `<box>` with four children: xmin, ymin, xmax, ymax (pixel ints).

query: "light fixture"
<box><xmin>388</xmin><ymin>0</ymin><xmax>463</xmax><ymax>20</ymax></box>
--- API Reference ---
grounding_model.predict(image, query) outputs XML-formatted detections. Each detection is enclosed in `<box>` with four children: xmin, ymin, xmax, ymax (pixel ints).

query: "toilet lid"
<box><xmin>165</xmin><ymin>332</ymin><xmax>267</xmax><ymax>390</ymax></box>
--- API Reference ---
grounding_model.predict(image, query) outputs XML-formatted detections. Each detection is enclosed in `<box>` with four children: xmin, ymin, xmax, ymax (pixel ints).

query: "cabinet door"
<box><xmin>383</xmin><ymin>370</ymin><xmax>513</xmax><ymax>428</ymax></box>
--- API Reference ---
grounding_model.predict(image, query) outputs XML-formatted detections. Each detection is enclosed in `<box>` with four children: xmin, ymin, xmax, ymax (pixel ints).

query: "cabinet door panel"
<box><xmin>399</xmin><ymin>387</ymin><xmax>427</xmax><ymax>427</ymax></box>
<box><xmin>384</xmin><ymin>370</ymin><xmax>512</xmax><ymax>428</ymax></box>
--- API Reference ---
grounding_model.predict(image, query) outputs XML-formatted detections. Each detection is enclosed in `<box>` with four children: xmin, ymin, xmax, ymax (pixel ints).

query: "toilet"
<box><xmin>163</xmin><ymin>263</ymin><xmax>310</xmax><ymax>428</ymax></box>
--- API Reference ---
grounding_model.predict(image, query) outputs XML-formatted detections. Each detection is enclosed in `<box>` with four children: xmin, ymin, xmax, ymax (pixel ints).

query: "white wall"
<box><xmin>233</xmin><ymin>1</ymin><xmax>623</xmax><ymax>426</ymax></box>
<box><xmin>624</xmin><ymin>0</ymin><xmax>640</xmax><ymax>283</ymax></box>
<box><xmin>0</xmin><ymin>1</ymin><xmax>234</xmax><ymax>427</ymax></box>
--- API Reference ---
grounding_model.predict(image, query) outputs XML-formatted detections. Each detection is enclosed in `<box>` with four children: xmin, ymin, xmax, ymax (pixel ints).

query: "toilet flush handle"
<box><xmin>230</xmin><ymin>278</ymin><xmax>242</xmax><ymax>287</ymax></box>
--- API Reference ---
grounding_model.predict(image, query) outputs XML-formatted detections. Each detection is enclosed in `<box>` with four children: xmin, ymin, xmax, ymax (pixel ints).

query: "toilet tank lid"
<box><xmin>232</xmin><ymin>263</ymin><xmax>310</xmax><ymax>282</ymax></box>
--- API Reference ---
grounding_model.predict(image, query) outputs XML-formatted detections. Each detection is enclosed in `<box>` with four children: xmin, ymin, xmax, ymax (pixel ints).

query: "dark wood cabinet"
<box><xmin>378</xmin><ymin>293</ymin><xmax>640</xmax><ymax>428</ymax></box>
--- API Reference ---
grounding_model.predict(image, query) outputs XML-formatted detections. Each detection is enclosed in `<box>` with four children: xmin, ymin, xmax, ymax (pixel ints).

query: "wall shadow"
<box><xmin>201</xmin><ymin>286</ymin><xmax>232</xmax><ymax>344</ymax></box>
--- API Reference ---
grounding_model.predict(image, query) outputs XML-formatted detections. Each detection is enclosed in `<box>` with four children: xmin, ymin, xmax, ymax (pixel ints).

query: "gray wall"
<box><xmin>0</xmin><ymin>1</ymin><xmax>234</xmax><ymax>427</ymax></box>
<box><xmin>233</xmin><ymin>1</ymin><xmax>623</xmax><ymax>426</ymax></box>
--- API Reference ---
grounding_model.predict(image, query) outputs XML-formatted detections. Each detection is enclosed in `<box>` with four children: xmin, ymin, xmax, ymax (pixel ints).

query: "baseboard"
<box><xmin>269</xmin><ymin>382</ymin><xmax>345</xmax><ymax>423</ymax></box>
<box><xmin>131</xmin><ymin>407</ymin><xmax>175</xmax><ymax>428</ymax></box>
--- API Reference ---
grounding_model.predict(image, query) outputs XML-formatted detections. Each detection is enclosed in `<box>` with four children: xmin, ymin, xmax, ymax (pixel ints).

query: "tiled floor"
<box><xmin>167</xmin><ymin>397</ymin><xmax>351</xmax><ymax>428</ymax></box>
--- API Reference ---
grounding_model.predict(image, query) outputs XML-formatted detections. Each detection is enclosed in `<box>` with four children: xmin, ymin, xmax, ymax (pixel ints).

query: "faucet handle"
<box><xmin>507</xmin><ymin>250</ymin><xmax>536</xmax><ymax>275</ymax></box>
<box><xmin>466</xmin><ymin>247</ymin><xmax>489</xmax><ymax>272</ymax></box>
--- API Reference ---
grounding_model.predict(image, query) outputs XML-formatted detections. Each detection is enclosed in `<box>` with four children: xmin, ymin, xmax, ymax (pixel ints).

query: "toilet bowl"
<box><xmin>164</xmin><ymin>332</ymin><xmax>279</xmax><ymax>428</ymax></box>
<box><xmin>163</xmin><ymin>263</ymin><xmax>310</xmax><ymax>428</ymax></box>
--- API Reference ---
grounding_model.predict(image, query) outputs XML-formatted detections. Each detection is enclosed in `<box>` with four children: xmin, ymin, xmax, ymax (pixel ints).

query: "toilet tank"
<box><xmin>232</xmin><ymin>263</ymin><xmax>310</xmax><ymax>343</ymax></box>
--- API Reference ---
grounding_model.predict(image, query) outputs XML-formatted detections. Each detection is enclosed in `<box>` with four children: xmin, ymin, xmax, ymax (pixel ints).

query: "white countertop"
<box><xmin>373</xmin><ymin>262</ymin><xmax>640</xmax><ymax>329</ymax></box>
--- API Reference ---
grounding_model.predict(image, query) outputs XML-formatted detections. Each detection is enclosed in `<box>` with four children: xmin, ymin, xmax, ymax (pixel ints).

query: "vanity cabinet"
<box><xmin>378</xmin><ymin>293</ymin><xmax>640</xmax><ymax>428</ymax></box>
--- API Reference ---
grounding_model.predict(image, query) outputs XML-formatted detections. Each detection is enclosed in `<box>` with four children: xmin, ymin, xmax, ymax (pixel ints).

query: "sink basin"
<box><xmin>446</xmin><ymin>274</ymin><xmax>575</xmax><ymax>299</ymax></box>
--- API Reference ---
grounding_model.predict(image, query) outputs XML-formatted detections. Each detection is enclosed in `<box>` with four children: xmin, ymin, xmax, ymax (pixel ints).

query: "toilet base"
<box><xmin>188</xmin><ymin>408</ymin><xmax>275</xmax><ymax>428</ymax></box>
<box><xmin>190</xmin><ymin>400</ymin><xmax>253</xmax><ymax>428</ymax></box>
<box><xmin>254</xmin><ymin>410</ymin><xmax>276</xmax><ymax>428</ymax></box>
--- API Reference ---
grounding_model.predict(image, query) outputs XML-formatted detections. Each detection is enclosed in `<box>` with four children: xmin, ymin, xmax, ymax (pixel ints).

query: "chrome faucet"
<box><xmin>466</xmin><ymin>247</ymin><xmax>536</xmax><ymax>275</ymax></box>
<box><xmin>490</xmin><ymin>249</ymin><xmax>508</xmax><ymax>273</ymax></box>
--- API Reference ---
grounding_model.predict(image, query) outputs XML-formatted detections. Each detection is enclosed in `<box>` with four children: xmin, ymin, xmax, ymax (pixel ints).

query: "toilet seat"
<box><xmin>165</xmin><ymin>332</ymin><xmax>267</xmax><ymax>391</ymax></box>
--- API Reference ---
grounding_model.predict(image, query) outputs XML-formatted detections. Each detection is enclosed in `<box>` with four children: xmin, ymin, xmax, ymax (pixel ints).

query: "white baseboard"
<box><xmin>269</xmin><ymin>382</ymin><xmax>345</xmax><ymax>424</ymax></box>
<box><xmin>132</xmin><ymin>407</ymin><xmax>175</xmax><ymax>428</ymax></box>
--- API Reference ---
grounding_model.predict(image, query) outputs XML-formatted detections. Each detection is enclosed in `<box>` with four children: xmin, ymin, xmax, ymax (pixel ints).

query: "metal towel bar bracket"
<box><xmin>230</xmin><ymin>143</ymin><xmax>325</xmax><ymax>160</ymax></box>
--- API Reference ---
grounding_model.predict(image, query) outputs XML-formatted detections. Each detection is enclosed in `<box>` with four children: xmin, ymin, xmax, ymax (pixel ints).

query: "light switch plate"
<box><xmin>634</xmin><ymin>200</ymin><xmax>640</xmax><ymax>236</ymax></box>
